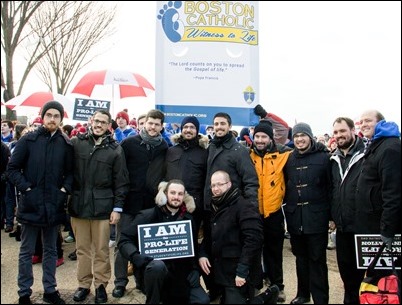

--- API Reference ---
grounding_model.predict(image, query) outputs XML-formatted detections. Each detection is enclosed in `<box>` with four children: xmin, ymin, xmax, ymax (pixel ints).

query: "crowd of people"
<box><xmin>1</xmin><ymin>103</ymin><xmax>400</xmax><ymax>304</ymax></box>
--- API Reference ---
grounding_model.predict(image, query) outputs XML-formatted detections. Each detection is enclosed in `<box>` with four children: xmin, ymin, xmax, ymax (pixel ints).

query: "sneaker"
<box><xmin>68</xmin><ymin>250</ymin><xmax>77</xmax><ymax>261</ymax></box>
<box><xmin>5</xmin><ymin>226</ymin><xmax>13</xmax><ymax>233</ymax></box>
<box><xmin>278</xmin><ymin>290</ymin><xmax>286</xmax><ymax>302</ymax></box>
<box><xmin>56</xmin><ymin>257</ymin><xmax>64</xmax><ymax>267</ymax></box>
<box><xmin>32</xmin><ymin>255</ymin><xmax>42</xmax><ymax>264</ymax></box>
<box><xmin>63</xmin><ymin>236</ymin><xmax>75</xmax><ymax>243</ymax></box>
<box><xmin>43</xmin><ymin>290</ymin><xmax>65</xmax><ymax>304</ymax></box>
<box><xmin>109</xmin><ymin>240</ymin><xmax>116</xmax><ymax>248</ymax></box>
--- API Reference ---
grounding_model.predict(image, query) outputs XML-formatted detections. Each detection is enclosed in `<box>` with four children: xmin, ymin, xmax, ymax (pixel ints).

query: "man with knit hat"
<box><xmin>283</xmin><ymin>122</ymin><xmax>331</xmax><ymax>304</ymax></box>
<box><xmin>113</xmin><ymin>110</ymin><xmax>137</xmax><ymax>143</ymax></box>
<box><xmin>164</xmin><ymin>115</ymin><xmax>208</xmax><ymax>234</ymax></box>
<box><xmin>7</xmin><ymin>100</ymin><xmax>74</xmax><ymax>304</ymax></box>
<box><xmin>249</xmin><ymin>119</ymin><xmax>292</xmax><ymax>302</ymax></box>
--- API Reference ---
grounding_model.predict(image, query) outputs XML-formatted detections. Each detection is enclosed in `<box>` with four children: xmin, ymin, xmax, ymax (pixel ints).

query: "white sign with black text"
<box><xmin>355</xmin><ymin>234</ymin><xmax>401</xmax><ymax>269</ymax></box>
<box><xmin>138</xmin><ymin>220</ymin><xmax>194</xmax><ymax>260</ymax></box>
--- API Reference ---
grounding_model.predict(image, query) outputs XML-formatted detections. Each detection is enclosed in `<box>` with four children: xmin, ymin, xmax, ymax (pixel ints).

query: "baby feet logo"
<box><xmin>157</xmin><ymin>1</ymin><xmax>185</xmax><ymax>43</ymax></box>
<box><xmin>243</xmin><ymin>86</ymin><xmax>255</xmax><ymax>104</ymax></box>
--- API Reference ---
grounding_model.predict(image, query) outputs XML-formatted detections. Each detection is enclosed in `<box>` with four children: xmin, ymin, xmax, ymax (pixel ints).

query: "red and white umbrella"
<box><xmin>71</xmin><ymin>69</ymin><xmax>154</xmax><ymax>99</ymax></box>
<box><xmin>5</xmin><ymin>91</ymin><xmax>71</xmax><ymax>118</ymax></box>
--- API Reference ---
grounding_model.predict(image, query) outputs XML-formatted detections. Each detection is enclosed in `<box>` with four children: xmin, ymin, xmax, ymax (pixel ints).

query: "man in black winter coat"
<box><xmin>118</xmin><ymin>179</ymin><xmax>209</xmax><ymax>304</ymax></box>
<box><xmin>283</xmin><ymin>122</ymin><xmax>331</xmax><ymax>304</ymax></box>
<box><xmin>199</xmin><ymin>170</ymin><xmax>264</xmax><ymax>304</ymax></box>
<box><xmin>7</xmin><ymin>101</ymin><xmax>73</xmax><ymax>304</ymax></box>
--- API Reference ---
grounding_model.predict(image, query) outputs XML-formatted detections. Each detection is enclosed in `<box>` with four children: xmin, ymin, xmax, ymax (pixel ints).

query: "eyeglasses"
<box><xmin>210</xmin><ymin>182</ymin><xmax>229</xmax><ymax>189</ymax></box>
<box><xmin>93</xmin><ymin>119</ymin><xmax>109</xmax><ymax>126</ymax></box>
<box><xmin>45</xmin><ymin>113</ymin><xmax>61</xmax><ymax>120</ymax></box>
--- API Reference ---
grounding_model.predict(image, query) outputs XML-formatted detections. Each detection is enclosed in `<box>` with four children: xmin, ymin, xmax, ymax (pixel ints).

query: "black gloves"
<box><xmin>111</xmin><ymin>119</ymin><xmax>118</xmax><ymax>131</ymax></box>
<box><xmin>254</xmin><ymin>104</ymin><xmax>268</xmax><ymax>118</ymax></box>
<box><xmin>131</xmin><ymin>253</ymin><xmax>154</xmax><ymax>269</ymax></box>
<box><xmin>187</xmin><ymin>270</ymin><xmax>201</xmax><ymax>288</ymax></box>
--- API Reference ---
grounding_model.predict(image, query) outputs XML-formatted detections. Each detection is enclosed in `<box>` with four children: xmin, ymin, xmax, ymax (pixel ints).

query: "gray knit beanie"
<box><xmin>292</xmin><ymin>122</ymin><xmax>313</xmax><ymax>139</ymax></box>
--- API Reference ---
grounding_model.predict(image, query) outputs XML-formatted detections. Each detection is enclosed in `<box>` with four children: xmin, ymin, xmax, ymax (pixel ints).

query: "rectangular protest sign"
<box><xmin>72</xmin><ymin>98</ymin><xmax>111</xmax><ymax>121</ymax></box>
<box><xmin>355</xmin><ymin>234</ymin><xmax>401</xmax><ymax>270</ymax></box>
<box><xmin>138</xmin><ymin>220</ymin><xmax>194</xmax><ymax>260</ymax></box>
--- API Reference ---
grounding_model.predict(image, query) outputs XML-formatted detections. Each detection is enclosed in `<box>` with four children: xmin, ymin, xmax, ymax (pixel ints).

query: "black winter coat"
<box><xmin>355</xmin><ymin>136</ymin><xmax>401</xmax><ymax>237</ymax></box>
<box><xmin>330</xmin><ymin>137</ymin><xmax>365</xmax><ymax>233</ymax></box>
<box><xmin>120</xmin><ymin>134</ymin><xmax>168</xmax><ymax>215</ymax></box>
<box><xmin>204</xmin><ymin>134</ymin><xmax>259</xmax><ymax>210</ymax></box>
<box><xmin>283</xmin><ymin>141</ymin><xmax>331</xmax><ymax>235</ymax></box>
<box><xmin>165</xmin><ymin>135</ymin><xmax>208</xmax><ymax>213</ymax></box>
<box><xmin>199</xmin><ymin>188</ymin><xmax>264</xmax><ymax>289</ymax></box>
<box><xmin>68</xmin><ymin>131</ymin><xmax>129</xmax><ymax>220</ymax></box>
<box><xmin>7</xmin><ymin>126</ymin><xmax>73</xmax><ymax>227</ymax></box>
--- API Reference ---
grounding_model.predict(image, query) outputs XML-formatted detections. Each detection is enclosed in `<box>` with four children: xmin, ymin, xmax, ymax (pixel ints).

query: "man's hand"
<box><xmin>381</xmin><ymin>235</ymin><xmax>394</xmax><ymax>251</ymax></box>
<box><xmin>109</xmin><ymin>211</ymin><xmax>120</xmax><ymax>225</ymax></box>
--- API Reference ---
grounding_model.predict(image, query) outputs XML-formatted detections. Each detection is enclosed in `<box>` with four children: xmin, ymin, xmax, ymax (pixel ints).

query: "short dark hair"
<box><xmin>213</xmin><ymin>112</ymin><xmax>232</xmax><ymax>126</ymax></box>
<box><xmin>146</xmin><ymin>109</ymin><xmax>165</xmax><ymax>124</ymax></box>
<box><xmin>332</xmin><ymin>117</ymin><xmax>355</xmax><ymax>129</ymax></box>
<box><xmin>93</xmin><ymin>110</ymin><xmax>112</xmax><ymax>123</ymax></box>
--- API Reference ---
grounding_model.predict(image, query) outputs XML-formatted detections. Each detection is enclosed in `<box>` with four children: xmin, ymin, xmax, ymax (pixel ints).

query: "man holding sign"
<box><xmin>118</xmin><ymin>179</ymin><xmax>209</xmax><ymax>304</ymax></box>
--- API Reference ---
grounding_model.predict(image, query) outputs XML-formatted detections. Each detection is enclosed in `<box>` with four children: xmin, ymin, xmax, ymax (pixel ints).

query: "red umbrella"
<box><xmin>71</xmin><ymin>69</ymin><xmax>154</xmax><ymax>99</ymax></box>
<box><xmin>5</xmin><ymin>92</ymin><xmax>70</xmax><ymax>118</ymax></box>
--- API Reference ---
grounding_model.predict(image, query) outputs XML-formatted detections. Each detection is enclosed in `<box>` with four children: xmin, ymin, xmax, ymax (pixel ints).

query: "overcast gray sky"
<box><xmin>8</xmin><ymin>1</ymin><xmax>401</xmax><ymax>135</ymax></box>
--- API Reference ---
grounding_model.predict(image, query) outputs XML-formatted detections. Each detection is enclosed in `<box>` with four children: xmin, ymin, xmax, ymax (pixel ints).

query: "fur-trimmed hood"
<box><xmin>170</xmin><ymin>133</ymin><xmax>209</xmax><ymax>149</ymax></box>
<box><xmin>155</xmin><ymin>181</ymin><xmax>196</xmax><ymax>213</ymax></box>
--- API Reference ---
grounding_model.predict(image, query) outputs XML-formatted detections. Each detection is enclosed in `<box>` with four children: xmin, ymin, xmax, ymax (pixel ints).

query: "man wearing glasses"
<box><xmin>199</xmin><ymin>170</ymin><xmax>264</xmax><ymax>304</ymax></box>
<box><xmin>68</xmin><ymin>110</ymin><xmax>129</xmax><ymax>304</ymax></box>
<box><xmin>7</xmin><ymin>100</ymin><xmax>74</xmax><ymax>304</ymax></box>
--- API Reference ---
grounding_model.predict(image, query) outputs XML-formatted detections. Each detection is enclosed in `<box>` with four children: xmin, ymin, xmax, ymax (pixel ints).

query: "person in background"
<box><xmin>61</xmin><ymin>124</ymin><xmax>74</xmax><ymax>138</ymax></box>
<box><xmin>119</xmin><ymin>179</ymin><xmax>209</xmax><ymax>304</ymax></box>
<box><xmin>329</xmin><ymin>117</ymin><xmax>366</xmax><ymax>304</ymax></box>
<box><xmin>355</xmin><ymin>110</ymin><xmax>401</xmax><ymax>251</ymax></box>
<box><xmin>69</xmin><ymin>110</ymin><xmax>129</xmax><ymax>304</ymax></box>
<box><xmin>205</xmin><ymin>125</ymin><xmax>214</xmax><ymax>142</ymax></box>
<box><xmin>31</xmin><ymin>117</ymin><xmax>43</xmax><ymax>129</ymax></box>
<box><xmin>1</xmin><ymin>119</ymin><xmax>14</xmax><ymax>144</ymax></box>
<box><xmin>1</xmin><ymin>141</ymin><xmax>10</xmax><ymax>232</ymax></box>
<box><xmin>283</xmin><ymin>122</ymin><xmax>331</xmax><ymax>304</ymax></box>
<box><xmin>327</xmin><ymin>137</ymin><xmax>337</xmax><ymax>154</ymax></box>
<box><xmin>7</xmin><ymin>101</ymin><xmax>73</xmax><ymax>304</ymax></box>
<box><xmin>136</xmin><ymin>113</ymin><xmax>147</xmax><ymax>133</ymax></box>
<box><xmin>249</xmin><ymin>120</ymin><xmax>292</xmax><ymax>303</ymax></box>
<box><xmin>199</xmin><ymin>170</ymin><xmax>264</xmax><ymax>304</ymax></box>
<box><xmin>112</xmin><ymin>109</ymin><xmax>168</xmax><ymax>299</ymax></box>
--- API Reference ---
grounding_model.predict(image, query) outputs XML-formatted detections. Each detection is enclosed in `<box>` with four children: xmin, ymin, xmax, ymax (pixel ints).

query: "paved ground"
<box><xmin>1</xmin><ymin>228</ymin><xmax>344</xmax><ymax>304</ymax></box>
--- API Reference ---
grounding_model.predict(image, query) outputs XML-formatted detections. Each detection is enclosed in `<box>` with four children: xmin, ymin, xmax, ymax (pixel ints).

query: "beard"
<box><xmin>337</xmin><ymin>137</ymin><xmax>354</xmax><ymax>149</ymax></box>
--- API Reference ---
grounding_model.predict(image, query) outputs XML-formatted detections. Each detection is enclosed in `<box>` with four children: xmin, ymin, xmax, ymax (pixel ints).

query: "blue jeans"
<box><xmin>18</xmin><ymin>224</ymin><xmax>60</xmax><ymax>297</ymax></box>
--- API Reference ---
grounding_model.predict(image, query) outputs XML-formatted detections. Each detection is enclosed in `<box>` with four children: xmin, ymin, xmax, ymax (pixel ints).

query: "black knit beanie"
<box><xmin>254</xmin><ymin>120</ymin><xmax>274</xmax><ymax>139</ymax></box>
<box><xmin>41</xmin><ymin>100</ymin><xmax>64</xmax><ymax>120</ymax></box>
<box><xmin>181</xmin><ymin>116</ymin><xmax>200</xmax><ymax>134</ymax></box>
<box><xmin>292</xmin><ymin>122</ymin><xmax>313</xmax><ymax>139</ymax></box>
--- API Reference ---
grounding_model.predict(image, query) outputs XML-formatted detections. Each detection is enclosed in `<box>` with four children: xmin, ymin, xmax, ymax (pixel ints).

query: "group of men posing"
<box><xmin>4</xmin><ymin>101</ymin><xmax>400</xmax><ymax>304</ymax></box>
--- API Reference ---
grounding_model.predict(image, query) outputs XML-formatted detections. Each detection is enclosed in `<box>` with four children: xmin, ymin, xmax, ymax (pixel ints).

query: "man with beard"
<box><xmin>330</xmin><ymin>117</ymin><xmax>366</xmax><ymax>304</ymax></box>
<box><xmin>69</xmin><ymin>110</ymin><xmax>129</xmax><ymax>304</ymax></box>
<box><xmin>7</xmin><ymin>101</ymin><xmax>74</xmax><ymax>304</ymax></box>
<box><xmin>249</xmin><ymin>120</ymin><xmax>292</xmax><ymax>302</ymax></box>
<box><xmin>164</xmin><ymin>116</ymin><xmax>208</xmax><ymax>234</ymax></box>
<box><xmin>283</xmin><ymin>122</ymin><xmax>331</xmax><ymax>304</ymax></box>
<box><xmin>118</xmin><ymin>179</ymin><xmax>209</xmax><ymax>304</ymax></box>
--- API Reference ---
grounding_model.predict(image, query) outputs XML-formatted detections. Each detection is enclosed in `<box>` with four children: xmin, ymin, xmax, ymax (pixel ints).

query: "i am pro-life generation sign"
<box><xmin>138</xmin><ymin>220</ymin><xmax>194</xmax><ymax>260</ymax></box>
